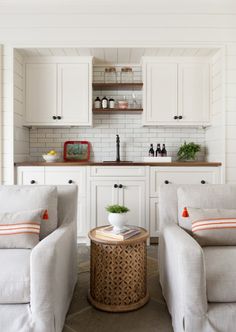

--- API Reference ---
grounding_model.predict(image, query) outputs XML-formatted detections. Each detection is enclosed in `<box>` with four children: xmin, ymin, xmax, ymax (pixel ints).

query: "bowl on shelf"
<box><xmin>42</xmin><ymin>154</ymin><xmax>59</xmax><ymax>163</ymax></box>
<box><xmin>118</xmin><ymin>100</ymin><xmax>129</xmax><ymax>109</ymax></box>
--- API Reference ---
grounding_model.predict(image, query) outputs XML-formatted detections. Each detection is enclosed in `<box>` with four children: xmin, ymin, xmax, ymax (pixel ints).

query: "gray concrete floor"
<box><xmin>63</xmin><ymin>245</ymin><xmax>173</xmax><ymax>332</ymax></box>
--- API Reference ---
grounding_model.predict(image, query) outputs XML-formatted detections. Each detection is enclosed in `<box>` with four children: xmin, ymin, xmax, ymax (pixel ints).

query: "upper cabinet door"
<box><xmin>25</xmin><ymin>64</ymin><xmax>57</xmax><ymax>124</ymax></box>
<box><xmin>143</xmin><ymin>63</ymin><xmax>178</xmax><ymax>125</ymax></box>
<box><xmin>57</xmin><ymin>63</ymin><xmax>92</xmax><ymax>126</ymax></box>
<box><xmin>178</xmin><ymin>63</ymin><xmax>210</xmax><ymax>124</ymax></box>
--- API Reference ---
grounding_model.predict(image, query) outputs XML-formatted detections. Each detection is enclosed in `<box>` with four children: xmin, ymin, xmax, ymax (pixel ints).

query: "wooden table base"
<box><xmin>88</xmin><ymin>227</ymin><xmax>149</xmax><ymax>312</ymax></box>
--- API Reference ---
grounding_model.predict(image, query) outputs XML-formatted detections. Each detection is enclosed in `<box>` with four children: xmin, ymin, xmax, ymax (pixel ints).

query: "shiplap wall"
<box><xmin>14</xmin><ymin>50</ymin><xmax>30</xmax><ymax>163</ymax></box>
<box><xmin>226</xmin><ymin>44</ymin><xmax>236</xmax><ymax>184</ymax></box>
<box><xmin>0</xmin><ymin>1</ymin><xmax>236</xmax><ymax>183</ymax></box>
<box><xmin>205</xmin><ymin>49</ymin><xmax>225</xmax><ymax>180</ymax></box>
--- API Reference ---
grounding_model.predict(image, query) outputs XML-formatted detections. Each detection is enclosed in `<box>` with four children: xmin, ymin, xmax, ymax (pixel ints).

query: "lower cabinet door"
<box><xmin>150</xmin><ymin>197</ymin><xmax>159</xmax><ymax>237</ymax></box>
<box><xmin>90</xmin><ymin>180</ymin><xmax>119</xmax><ymax>228</ymax></box>
<box><xmin>44</xmin><ymin>167</ymin><xmax>87</xmax><ymax>239</ymax></box>
<box><xmin>118</xmin><ymin>180</ymin><xmax>146</xmax><ymax>229</ymax></box>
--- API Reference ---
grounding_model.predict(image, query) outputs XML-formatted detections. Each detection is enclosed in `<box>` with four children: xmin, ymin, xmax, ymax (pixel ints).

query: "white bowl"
<box><xmin>108</xmin><ymin>212</ymin><xmax>128</xmax><ymax>232</ymax></box>
<box><xmin>42</xmin><ymin>154</ymin><xmax>59</xmax><ymax>163</ymax></box>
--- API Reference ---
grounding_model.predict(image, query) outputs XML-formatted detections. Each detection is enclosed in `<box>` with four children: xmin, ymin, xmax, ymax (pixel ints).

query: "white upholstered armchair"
<box><xmin>0</xmin><ymin>185</ymin><xmax>78</xmax><ymax>332</ymax></box>
<box><xmin>159</xmin><ymin>184</ymin><xmax>236</xmax><ymax>332</ymax></box>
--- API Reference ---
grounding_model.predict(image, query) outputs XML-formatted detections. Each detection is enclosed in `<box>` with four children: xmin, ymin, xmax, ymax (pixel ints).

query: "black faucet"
<box><xmin>116</xmin><ymin>135</ymin><xmax>120</xmax><ymax>162</ymax></box>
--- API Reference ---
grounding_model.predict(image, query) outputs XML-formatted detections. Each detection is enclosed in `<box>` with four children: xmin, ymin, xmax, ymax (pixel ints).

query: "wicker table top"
<box><xmin>88</xmin><ymin>226</ymin><xmax>149</xmax><ymax>245</ymax></box>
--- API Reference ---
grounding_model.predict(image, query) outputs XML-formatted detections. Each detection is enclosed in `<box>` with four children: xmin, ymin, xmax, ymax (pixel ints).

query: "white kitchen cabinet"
<box><xmin>150</xmin><ymin>197</ymin><xmax>159</xmax><ymax>237</ymax></box>
<box><xmin>58</xmin><ymin>64</ymin><xmax>91</xmax><ymax>125</ymax></box>
<box><xmin>142</xmin><ymin>57</ymin><xmax>210</xmax><ymax>126</ymax></box>
<box><xmin>24</xmin><ymin>57</ymin><xmax>93</xmax><ymax>126</ymax></box>
<box><xmin>143</xmin><ymin>63</ymin><xmax>178</xmax><ymax>124</ymax></box>
<box><xmin>178</xmin><ymin>63</ymin><xmax>210</xmax><ymax>124</ymax></box>
<box><xmin>44</xmin><ymin>167</ymin><xmax>87</xmax><ymax>239</ymax></box>
<box><xmin>25</xmin><ymin>64</ymin><xmax>57</xmax><ymax>124</ymax></box>
<box><xmin>90</xmin><ymin>178</ymin><xmax>146</xmax><ymax>229</ymax></box>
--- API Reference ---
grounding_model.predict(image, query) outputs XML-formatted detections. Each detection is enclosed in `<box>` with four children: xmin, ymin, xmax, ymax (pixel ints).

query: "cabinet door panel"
<box><xmin>118</xmin><ymin>180</ymin><xmax>146</xmax><ymax>228</ymax></box>
<box><xmin>25</xmin><ymin>64</ymin><xmax>57</xmax><ymax>124</ymax></box>
<box><xmin>178</xmin><ymin>63</ymin><xmax>210</xmax><ymax>123</ymax></box>
<box><xmin>144</xmin><ymin>63</ymin><xmax>178</xmax><ymax>124</ymax></box>
<box><xmin>91</xmin><ymin>180</ymin><xmax>118</xmax><ymax>228</ymax></box>
<box><xmin>58</xmin><ymin>64</ymin><xmax>91</xmax><ymax>125</ymax></box>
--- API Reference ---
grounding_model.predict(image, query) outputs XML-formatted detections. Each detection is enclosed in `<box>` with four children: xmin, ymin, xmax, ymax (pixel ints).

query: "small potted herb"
<box><xmin>177</xmin><ymin>142</ymin><xmax>201</xmax><ymax>161</ymax></box>
<box><xmin>106</xmin><ymin>204</ymin><xmax>130</xmax><ymax>231</ymax></box>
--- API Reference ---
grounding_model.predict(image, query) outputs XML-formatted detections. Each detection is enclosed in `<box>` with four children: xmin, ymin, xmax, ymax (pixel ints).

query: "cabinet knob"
<box><xmin>119</xmin><ymin>184</ymin><xmax>123</xmax><ymax>188</ymax></box>
<box><xmin>68</xmin><ymin>180</ymin><xmax>73</xmax><ymax>184</ymax></box>
<box><xmin>178</xmin><ymin>115</ymin><xmax>183</xmax><ymax>120</ymax></box>
<box><xmin>114</xmin><ymin>184</ymin><xmax>118</xmax><ymax>188</ymax></box>
<box><xmin>30</xmin><ymin>180</ymin><xmax>36</xmax><ymax>184</ymax></box>
<box><xmin>57</xmin><ymin>116</ymin><xmax>62</xmax><ymax>120</ymax></box>
<box><xmin>201</xmin><ymin>180</ymin><xmax>206</xmax><ymax>184</ymax></box>
<box><xmin>52</xmin><ymin>116</ymin><xmax>57</xmax><ymax>120</ymax></box>
<box><xmin>164</xmin><ymin>180</ymin><xmax>169</xmax><ymax>184</ymax></box>
<box><xmin>173</xmin><ymin>116</ymin><xmax>178</xmax><ymax>120</ymax></box>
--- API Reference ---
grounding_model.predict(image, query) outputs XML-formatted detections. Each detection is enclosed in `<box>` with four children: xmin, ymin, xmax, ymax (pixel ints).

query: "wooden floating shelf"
<box><xmin>93</xmin><ymin>108</ymin><xmax>143</xmax><ymax>114</ymax></box>
<box><xmin>92</xmin><ymin>83</ymin><xmax>143</xmax><ymax>90</ymax></box>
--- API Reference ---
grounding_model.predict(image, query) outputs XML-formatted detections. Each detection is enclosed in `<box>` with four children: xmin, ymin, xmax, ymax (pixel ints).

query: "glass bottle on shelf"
<box><xmin>120</xmin><ymin>67</ymin><xmax>133</xmax><ymax>83</ymax></box>
<box><xmin>94</xmin><ymin>97</ymin><xmax>101</xmax><ymax>109</ymax></box>
<box><xmin>104</xmin><ymin>67</ymin><xmax>117</xmax><ymax>83</ymax></box>
<box><xmin>101</xmin><ymin>96</ymin><xmax>108</xmax><ymax>109</ymax></box>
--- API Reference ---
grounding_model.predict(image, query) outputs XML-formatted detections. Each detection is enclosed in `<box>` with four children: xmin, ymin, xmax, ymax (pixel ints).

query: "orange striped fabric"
<box><xmin>0</xmin><ymin>222</ymin><xmax>40</xmax><ymax>236</ymax></box>
<box><xmin>192</xmin><ymin>218</ymin><xmax>236</xmax><ymax>233</ymax></box>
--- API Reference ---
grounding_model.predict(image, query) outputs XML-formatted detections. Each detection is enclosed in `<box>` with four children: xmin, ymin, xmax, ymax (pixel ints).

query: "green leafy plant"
<box><xmin>177</xmin><ymin>141</ymin><xmax>201</xmax><ymax>161</ymax></box>
<box><xmin>106</xmin><ymin>204</ymin><xmax>129</xmax><ymax>214</ymax></box>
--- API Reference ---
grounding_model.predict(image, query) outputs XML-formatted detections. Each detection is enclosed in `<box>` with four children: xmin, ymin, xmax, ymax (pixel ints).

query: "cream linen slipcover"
<box><xmin>159</xmin><ymin>184</ymin><xmax>236</xmax><ymax>332</ymax></box>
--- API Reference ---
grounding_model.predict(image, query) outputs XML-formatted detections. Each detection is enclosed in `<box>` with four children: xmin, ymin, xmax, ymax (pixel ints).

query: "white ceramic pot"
<box><xmin>108</xmin><ymin>212</ymin><xmax>128</xmax><ymax>232</ymax></box>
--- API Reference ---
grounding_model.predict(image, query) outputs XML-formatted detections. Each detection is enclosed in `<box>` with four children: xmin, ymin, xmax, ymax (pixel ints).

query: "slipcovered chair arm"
<box><xmin>160</xmin><ymin>224</ymin><xmax>207</xmax><ymax>319</ymax></box>
<box><xmin>30</xmin><ymin>221</ymin><xmax>77</xmax><ymax>332</ymax></box>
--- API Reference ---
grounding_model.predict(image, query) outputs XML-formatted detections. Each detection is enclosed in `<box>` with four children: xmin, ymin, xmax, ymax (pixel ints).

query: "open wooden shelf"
<box><xmin>93</xmin><ymin>108</ymin><xmax>143</xmax><ymax>114</ymax></box>
<box><xmin>92</xmin><ymin>83</ymin><xmax>143</xmax><ymax>90</ymax></box>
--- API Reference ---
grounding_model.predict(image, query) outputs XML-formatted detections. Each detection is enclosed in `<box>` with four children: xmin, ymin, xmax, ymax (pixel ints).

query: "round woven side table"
<box><xmin>88</xmin><ymin>226</ymin><xmax>149</xmax><ymax>312</ymax></box>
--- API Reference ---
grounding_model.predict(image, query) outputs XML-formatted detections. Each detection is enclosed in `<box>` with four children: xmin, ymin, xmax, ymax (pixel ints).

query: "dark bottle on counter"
<box><xmin>161</xmin><ymin>144</ymin><xmax>167</xmax><ymax>157</ymax></box>
<box><xmin>101</xmin><ymin>96</ymin><xmax>108</xmax><ymax>109</ymax></box>
<box><xmin>156</xmin><ymin>143</ymin><xmax>161</xmax><ymax>157</ymax></box>
<box><xmin>149</xmin><ymin>144</ymin><xmax>155</xmax><ymax>157</ymax></box>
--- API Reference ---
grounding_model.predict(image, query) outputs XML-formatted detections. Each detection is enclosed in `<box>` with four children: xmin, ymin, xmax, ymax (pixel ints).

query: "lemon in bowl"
<box><xmin>42</xmin><ymin>150</ymin><xmax>59</xmax><ymax>162</ymax></box>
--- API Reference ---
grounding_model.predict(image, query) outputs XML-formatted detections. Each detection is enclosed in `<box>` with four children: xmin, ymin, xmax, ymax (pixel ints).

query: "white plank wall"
<box><xmin>13</xmin><ymin>50</ymin><xmax>30</xmax><ymax>164</ymax></box>
<box><xmin>205</xmin><ymin>49</ymin><xmax>225</xmax><ymax>181</ymax></box>
<box><xmin>0</xmin><ymin>1</ymin><xmax>236</xmax><ymax>183</ymax></box>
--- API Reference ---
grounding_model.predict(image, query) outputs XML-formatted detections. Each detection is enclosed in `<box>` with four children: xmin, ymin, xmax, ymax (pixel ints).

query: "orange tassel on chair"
<box><xmin>182</xmin><ymin>207</ymin><xmax>189</xmax><ymax>218</ymax></box>
<box><xmin>42</xmin><ymin>210</ymin><xmax>49</xmax><ymax>220</ymax></box>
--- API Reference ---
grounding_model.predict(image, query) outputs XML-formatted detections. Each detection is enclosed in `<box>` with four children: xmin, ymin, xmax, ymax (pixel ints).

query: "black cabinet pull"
<box><xmin>164</xmin><ymin>180</ymin><xmax>169</xmax><ymax>184</ymax></box>
<box><xmin>68</xmin><ymin>180</ymin><xmax>73</xmax><ymax>184</ymax></box>
<box><xmin>52</xmin><ymin>116</ymin><xmax>57</xmax><ymax>120</ymax></box>
<box><xmin>57</xmin><ymin>116</ymin><xmax>62</xmax><ymax>120</ymax></box>
<box><xmin>201</xmin><ymin>180</ymin><xmax>206</xmax><ymax>184</ymax></box>
<box><xmin>114</xmin><ymin>184</ymin><xmax>118</xmax><ymax>188</ymax></box>
<box><xmin>30</xmin><ymin>180</ymin><xmax>36</xmax><ymax>184</ymax></box>
<box><xmin>173</xmin><ymin>115</ymin><xmax>178</xmax><ymax>120</ymax></box>
<box><xmin>178</xmin><ymin>115</ymin><xmax>183</xmax><ymax>120</ymax></box>
<box><xmin>119</xmin><ymin>184</ymin><xmax>123</xmax><ymax>188</ymax></box>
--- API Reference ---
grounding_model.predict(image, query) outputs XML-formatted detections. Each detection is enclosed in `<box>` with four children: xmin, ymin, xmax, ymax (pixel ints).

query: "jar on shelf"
<box><xmin>120</xmin><ymin>67</ymin><xmax>133</xmax><ymax>83</ymax></box>
<box><xmin>104</xmin><ymin>67</ymin><xmax>117</xmax><ymax>83</ymax></box>
<box><xmin>109</xmin><ymin>98</ymin><xmax>115</xmax><ymax>109</ymax></box>
<box><xmin>94</xmin><ymin>97</ymin><xmax>101</xmax><ymax>109</ymax></box>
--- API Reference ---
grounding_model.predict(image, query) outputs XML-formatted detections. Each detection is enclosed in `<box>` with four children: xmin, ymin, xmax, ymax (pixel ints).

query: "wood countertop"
<box><xmin>15</xmin><ymin>161</ymin><xmax>222</xmax><ymax>167</ymax></box>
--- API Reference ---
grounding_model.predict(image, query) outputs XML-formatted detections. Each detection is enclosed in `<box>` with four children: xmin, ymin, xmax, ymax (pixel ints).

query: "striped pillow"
<box><xmin>188</xmin><ymin>207</ymin><xmax>236</xmax><ymax>246</ymax></box>
<box><xmin>0</xmin><ymin>209</ymin><xmax>44</xmax><ymax>248</ymax></box>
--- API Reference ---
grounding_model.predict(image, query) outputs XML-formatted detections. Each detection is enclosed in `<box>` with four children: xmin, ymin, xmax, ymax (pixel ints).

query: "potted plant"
<box><xmin>106</xmin><ymin>204</ymin><xmax>130</xmax><ymax>232</ymax></box>
<box><xmin>177</xmin><ymin>141</ymin><xmax>201</xmax><ymax>161</ymax></box>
